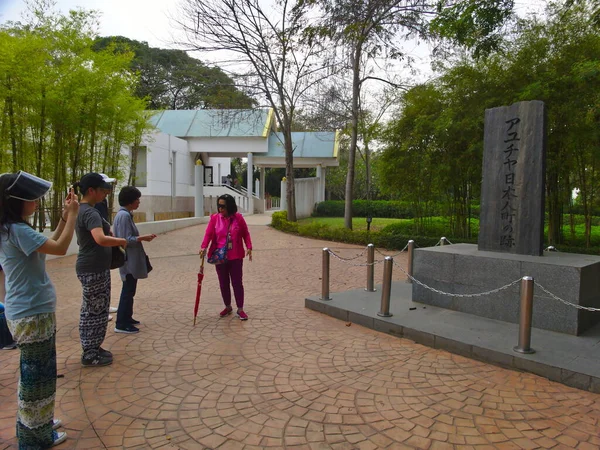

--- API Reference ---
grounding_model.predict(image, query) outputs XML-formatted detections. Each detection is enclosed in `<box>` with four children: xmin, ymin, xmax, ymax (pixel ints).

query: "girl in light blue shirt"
<box><xmin>0</xmin><ymin>171</ymin><xmax>79</xmax><ymax>449</ymax></box>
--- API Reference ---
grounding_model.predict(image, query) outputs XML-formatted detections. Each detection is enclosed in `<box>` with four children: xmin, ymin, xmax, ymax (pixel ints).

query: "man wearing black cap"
<box><xmin>74</xmin><ymin>173</ymin><xmax>127</xmax><ymax>367</ymax></box>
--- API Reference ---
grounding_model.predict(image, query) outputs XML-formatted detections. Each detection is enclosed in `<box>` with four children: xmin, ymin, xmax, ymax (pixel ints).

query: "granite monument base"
<box><xmin>412</xmin><ymin>244</ymin><xmax>600</xmax><ymax>335</ymax></box>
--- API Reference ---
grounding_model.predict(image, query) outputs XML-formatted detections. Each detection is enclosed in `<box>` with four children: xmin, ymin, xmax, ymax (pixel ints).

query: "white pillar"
<box><xmin>280</xmin><ymin>178</ymin><xmax>287</xmax><ymax>211</ymax></box>
<box><xmin>320</xmin><ymin>167</ymin><xmax>327</xmax><ymax>203</ymax></box>
<box><xmin>194</xmin><ymin>160</ymin><xmax>204</xmax><ymax>217</ymax></box>
<box><xmin>259</xmin><ymin>167</ymin><xmax>265</xmax><ymax>198</ymax></box>
<box><xmin>316</xmin><ymin>165</ymin><xmax>323</xmax><ymax>203</ymax></box>
<box><xmin>247</xmin><ymin>152</ymin><xmax>254</xmax><ymax>214</ymax></box>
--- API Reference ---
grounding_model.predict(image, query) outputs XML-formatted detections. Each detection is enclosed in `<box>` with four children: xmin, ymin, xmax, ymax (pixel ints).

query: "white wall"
<box><xmin>187</xmin><ymin>137</ymin><xmax>268</xmax><ymax>155</ymax></box>
<box><xmin>295</xmin><ymin>178</ymin><xmax>320</xmax><ymax>219</ymax></box>
<box><xmin>138</xmin><ymin>132</ymin><xmax>189</xmax><ymax>197</ymax></box>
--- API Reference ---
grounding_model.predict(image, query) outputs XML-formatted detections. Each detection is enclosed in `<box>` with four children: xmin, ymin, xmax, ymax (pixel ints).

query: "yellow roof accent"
<box><xmin>262</xmin><ymin>108</ymin><xmax>274</xmax><ymax>138</ymax></box>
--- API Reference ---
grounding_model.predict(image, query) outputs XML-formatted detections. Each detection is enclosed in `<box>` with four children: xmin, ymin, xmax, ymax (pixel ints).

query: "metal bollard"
<box><xmin>321</xmin><ymin>248</ymin><xmax>331</xmax><ymax>300</ymax></box>
<box><xmin>406</xmin><ymin>240</ymin><xmax>415</xmax><ymax>284</ymax></box>
<box><xmin>514</xmin><ymin>276</ymin><xmax>535</xmax><ymax>354</ymax></box>
<box><xmin>365</xmin><ymin>244</ymin><xmax>376</xmax><ymax>292</ymax></box>
<box><xmin>440</xmin><ymin>236</ymin><xmax>448</xmax><ymax>246</ymax></box>
<box><xmin>377</xmin><ymin>257</ymin><xmax>393</xmax><ymax>317</ymax></box>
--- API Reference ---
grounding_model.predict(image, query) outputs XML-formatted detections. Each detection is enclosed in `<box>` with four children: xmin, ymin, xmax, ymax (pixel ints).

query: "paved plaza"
<box><xmin>1</xmin><ymin>218</ymin><xmax>600</xmax><ymax>449</ymax></box>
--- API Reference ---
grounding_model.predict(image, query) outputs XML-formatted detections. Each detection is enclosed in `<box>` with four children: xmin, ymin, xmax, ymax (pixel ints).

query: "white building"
<box><xmin>128</xmin><ymin>109</ymin><xmax>339</xmax><ymax>220</ymax></box>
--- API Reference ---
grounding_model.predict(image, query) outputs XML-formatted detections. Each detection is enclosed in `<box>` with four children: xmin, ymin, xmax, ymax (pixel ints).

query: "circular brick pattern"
<box><xmin>0</xmin><ymin>221</ymin><xmax>599</xmax><ymax>449</ymax></box>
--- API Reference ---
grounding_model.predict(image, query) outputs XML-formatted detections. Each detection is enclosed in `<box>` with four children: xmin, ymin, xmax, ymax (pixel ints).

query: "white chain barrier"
<box><xmin>326</xmin><ymin>242</ymin><xmax>600</xmax><ymax>312</ymax></box>
<box><xmin>326</xmin><ymin>246</ymin><xmax>368</xmax><ymax>261</ymax></box>
<box><xmin>327</xmin><ymin>248</ymin><xmax>383</xmax><ymax>267</ymax></box>
<box><xmin>376</xmin><ymin>242</ymin><xmax>409</xmax><ymax>258</ymax></box>
<box><xmin>534</xmin><ymin>281</ymin><xmax>600</xmax><ymax>312</ymax></box>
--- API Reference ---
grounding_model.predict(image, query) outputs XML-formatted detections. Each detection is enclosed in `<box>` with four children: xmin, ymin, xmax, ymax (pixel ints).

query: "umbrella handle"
<box><xmin>200</xmin><ymin>254</ymin><xmax>205</xmax><ymax>271</ymax></box>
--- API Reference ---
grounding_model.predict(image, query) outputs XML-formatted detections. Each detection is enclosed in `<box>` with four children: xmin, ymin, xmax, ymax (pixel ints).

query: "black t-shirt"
<box><xmin>75</xmin><ymin>204</ymin><xmax>111</xmax><ymax>274</ymax></box>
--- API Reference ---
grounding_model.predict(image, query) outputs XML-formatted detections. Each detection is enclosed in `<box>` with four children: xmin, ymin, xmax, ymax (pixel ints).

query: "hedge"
<box><xmin>271</xmin><ymin>211</ymin><xmax>475</xmax><ymax>250</ymax></box>
<box><xmin>313</xmin><ymin>200</ymin><xmax>419</xmax><ymax>219</ymax></box>
<box><xmin>313</xmin><ymin>200</ymin><xmax>482</xmax><ymax>219</ymax></box>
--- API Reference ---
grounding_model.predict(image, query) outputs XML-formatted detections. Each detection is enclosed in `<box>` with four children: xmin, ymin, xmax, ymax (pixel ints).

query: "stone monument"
<box><xmin>478</xmin><ymin>101</ymin><xmax>546</xmax><ymax>256</ymax></box>
<box><xmin>412</xmin><ymin>101</ymin><xmax>600</xmax><ymax>335</ymax></box>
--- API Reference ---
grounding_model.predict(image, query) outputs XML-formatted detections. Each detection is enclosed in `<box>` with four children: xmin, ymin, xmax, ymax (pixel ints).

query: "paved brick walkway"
<box><xmin>1</xmin><ymin>221</ymin><xmax>600</xmax><ymax>449</ymax></box>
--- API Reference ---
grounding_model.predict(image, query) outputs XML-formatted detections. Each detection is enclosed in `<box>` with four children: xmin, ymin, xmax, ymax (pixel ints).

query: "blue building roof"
<box><xmin>266</xmin><ymin>132</ymin><xmax>339</xmax><ymax>158</ymax></box>
<box><xmin>150</xmin><ymin>109</ymin><xmax>273</xmax><ymax>138</ymax></box>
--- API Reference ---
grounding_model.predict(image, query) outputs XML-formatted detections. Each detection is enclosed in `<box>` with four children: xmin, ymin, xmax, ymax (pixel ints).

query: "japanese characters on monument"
<box><xmin>478</xmin><ymin>101</ymin><xmax>546</xmax><ymax>256</ymax></box>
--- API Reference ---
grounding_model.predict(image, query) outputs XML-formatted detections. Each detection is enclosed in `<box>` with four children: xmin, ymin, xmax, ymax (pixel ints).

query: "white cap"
<box><xmin>99</xmin><ymin>173</ymin><xmax>116</xmax><ymax>183</ymax></box>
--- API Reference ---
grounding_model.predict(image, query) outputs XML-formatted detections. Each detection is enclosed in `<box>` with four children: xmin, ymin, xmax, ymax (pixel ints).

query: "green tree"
<box><xmin>309</xmin><ymin>0</ymin><xmax>515</xmax><ymax>229</ymax></box>
<box><xmin>93</xmin><ymin>36</ymin><xmax>256</xmax><ymax>110</ymax></box>
<box><xmin>0</xmin><ymin>1</ymin><xmax>150</xmax><ymax>229</ymax></box>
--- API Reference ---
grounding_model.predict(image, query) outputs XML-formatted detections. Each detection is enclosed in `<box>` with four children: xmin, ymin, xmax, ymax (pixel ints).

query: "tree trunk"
<box><xmin>344</xmin><ymin>44</ymin><xmax>362</xmax><ymax>230</ymax></box>
<box><xmin>36</xmin><ymin>88</ymin><xmax>47</xmax><ymax>231</ymax></box>
<box><xmin>6</xmin><ymin>78</ymin><xmax>18</xmax><ymax>172</ymax></box>
<box><xmin>284</xmin><ymin>127</ymin><xmax>297</xmax><ymax>221</ymax></box>
<box><xmin>546</xmin><ymin>169</ymin><xmax>562</xmax><ymax>245</ymax></box>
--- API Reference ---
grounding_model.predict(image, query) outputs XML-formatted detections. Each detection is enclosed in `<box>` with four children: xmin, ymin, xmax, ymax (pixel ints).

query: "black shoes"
<box><xmin>99</xmin><ymin>347</ymin><xmax>112</xmax><ymax>358</ymax></box>
<box><xmin>129</xmin><ymin>319</ymin><xmax>140</xmax><ymax>325</ymax></box>
<box><xmin>81</xmin><ymin>354</ymin><xmax>113</xmax><ymax>367</ymax></box>
<box><xmin>115</xmin><ymin>325</ymin><xmax>139</xmax><ymax>334</ymax></box>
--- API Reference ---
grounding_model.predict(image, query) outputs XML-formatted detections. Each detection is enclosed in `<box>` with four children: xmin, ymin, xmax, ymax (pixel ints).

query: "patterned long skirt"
<box><xmin>77</xmin><ymin>270</ymin><xmax>111</xmax><ymax>360</ymax></box>
<box><xmin>7</xmin><ymin>312</ymin><xmax>57</xmax><ymax>449</ymax></box>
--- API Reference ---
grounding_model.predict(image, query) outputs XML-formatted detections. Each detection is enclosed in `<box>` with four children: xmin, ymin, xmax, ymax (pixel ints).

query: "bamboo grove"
<box><xmin>0</xmin><ymin>7</ymin><xmax>150</xmax><ymax>229</ymax></box>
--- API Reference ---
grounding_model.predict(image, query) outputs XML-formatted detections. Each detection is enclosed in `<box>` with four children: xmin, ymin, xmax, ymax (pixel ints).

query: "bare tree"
<box><xmin>176</xmin><ymin>0</ymin><xmax>333</xmax><ymax>221</ymax></box>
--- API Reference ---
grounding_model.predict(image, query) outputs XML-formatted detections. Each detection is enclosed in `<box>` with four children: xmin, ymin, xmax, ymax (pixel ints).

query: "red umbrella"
<box><xmin>193</xmin><ymin>256</ymin><xmax>205</xmax><ymax>326</ymax></box>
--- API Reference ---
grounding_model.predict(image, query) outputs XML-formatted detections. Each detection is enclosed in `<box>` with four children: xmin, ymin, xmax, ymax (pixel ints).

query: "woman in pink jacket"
<box><xmin>199</xmin><ymin>194</ymin><xmax>253</xmax><ymax>320</ymax></box>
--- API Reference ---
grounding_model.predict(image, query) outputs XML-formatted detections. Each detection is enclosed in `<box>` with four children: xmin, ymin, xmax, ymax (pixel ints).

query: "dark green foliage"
<box><xmin>272</xmin><ymin>211</ymin><xmax>477</xmax><ymax>249</ymax></box>
<box><xmin>313</xmin><ymin>200</ymin><xmax>434</xmax><ymax>218</ymax></box>
<box><xmin>93</xmin><ymin>36</ymin><xmax>256</xmax><ymax>110</ymax></box>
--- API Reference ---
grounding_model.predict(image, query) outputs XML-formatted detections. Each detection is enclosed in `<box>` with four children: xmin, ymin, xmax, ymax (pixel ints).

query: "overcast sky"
<box><xmin>1</xmin><ymin>0</ymin><xmax>182</xmax><ymax>48</ymax></box>
<box><xmin>1</xmin><ymin>0</ymin><xmax>548</xmax><ymax>48</ymax></box>
<box><xmin>0</xmin><ymin>0</ymin><xmax>548</xmax><ymax>86</ymax></box>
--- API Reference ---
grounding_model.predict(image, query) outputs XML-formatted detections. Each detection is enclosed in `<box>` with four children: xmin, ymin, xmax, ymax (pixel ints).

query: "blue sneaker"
<box><xmin>52</xmin><ymin>430</ymin><xmax>67</xmax><ymax>446</ymax></box>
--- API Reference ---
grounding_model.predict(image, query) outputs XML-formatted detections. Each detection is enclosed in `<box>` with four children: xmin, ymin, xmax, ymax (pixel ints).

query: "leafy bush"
<box><xmin>313</xmin><ymin>200</ymin><xmax>423</xmax><ymax>218</ymax></box>
<box><xmin>274</xmin><ymin>210</ymin><xmax>600</xmax><ymax>254</ymax></box>
<box><xmin>381</xmin><ymin>217</ymin><xmax>480</xmax><ymax>239</ymax></box>
<box><xmin>270</xmin><ymin>211</ymin><xmax>298</xmax><ymax>233</ymax></box>
<box><xmin>273</xmin><ymin>211</ymin><xmax>477</xmax><ymax>249</ymax></box>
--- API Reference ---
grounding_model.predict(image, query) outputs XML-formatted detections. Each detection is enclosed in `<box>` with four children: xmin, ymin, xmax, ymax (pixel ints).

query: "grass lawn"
<box><xmin>299</xmin><ymin>217</ymin><xmax>406</xmax><ymax>231</ymax></box>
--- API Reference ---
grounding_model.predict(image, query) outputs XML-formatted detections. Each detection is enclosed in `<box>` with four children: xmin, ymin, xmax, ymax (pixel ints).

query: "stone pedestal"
<box><xmin>412</xmin><ymin>244</ymin><xmax>600</xmax><ymax>335</ymax></box>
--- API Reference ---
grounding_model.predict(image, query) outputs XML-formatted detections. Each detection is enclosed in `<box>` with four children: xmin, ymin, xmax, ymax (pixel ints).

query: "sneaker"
<box><xmin>219</xmin><ymin>306</ymin><xmax>233</xmax><ymax>317</ymax></box>
<box><xmin>1</xmin><ymin>341</ymin><xmax>17</xmax><ymax>350</ymax></box>
<box><xmin>52</xmin><ymin>430</ymin><xmax>67</xmax><ymax>447</ymax></box>
<box><xmin>237</xmin><ymin>310</ymin><xmax>249</xmax><ymax>321</ymax></box>
<box><xmin>109</xmin><ymin>306</ymin><xmax>118</xmax><ymax>313</ymax></box>
<box><xmin>52</xmin><ymin>419</ymin><xmax>62</xmax><ymax>430</ymax></box>
<box><xmin>108</xmin><ymin>315</ymin><xmax>113</xmax><ymax>322</ymax></box>
<box><xmin>115</xmin><ymin>326</ymin><xmax>139</xmax><ymax>334</ymax></box>
<box><xmin>99</xmin><ymin>347</ymin><xmax>113</xmax><ymax>358</ymax></box>
<box><xmin>81</xmin><ymin>354</ymin><xmax>113</xmax><ymax>367</ymax></box>
<box><xmin>129</xmin><ymin>319</ymin><xmax>140</xmax><ymax>325</ymax></box>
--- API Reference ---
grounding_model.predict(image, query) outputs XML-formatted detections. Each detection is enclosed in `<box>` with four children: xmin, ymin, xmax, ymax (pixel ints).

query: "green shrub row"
<box><xmin>271</xmin><ymin>211</ymin><xmax>476</xmax><ymax>249</ymax></box>
<box><xmin>271</xmin><ymin>211</ymin><xmax>600</xmax><ymax>254</ymax></box>
<box><xmin>313</xmin><ymin>200</ymin><xmax>431</xmax><ymax>219</ymax></box>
